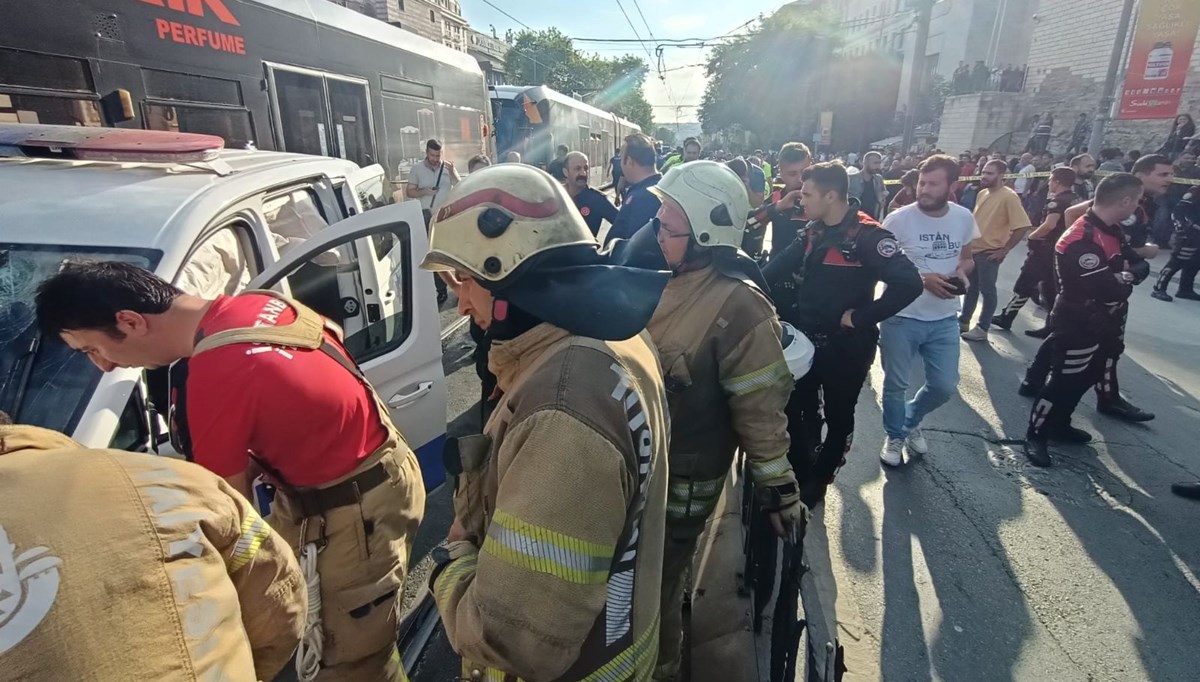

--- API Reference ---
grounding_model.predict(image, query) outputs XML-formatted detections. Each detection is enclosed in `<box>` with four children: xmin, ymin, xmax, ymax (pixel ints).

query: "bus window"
<box><xmin>382</xmin><ymin>94</ymin><xmax>434</xmax><ymax>181</ymax></box>
<box><xmin>0</xmin><ymin>93</ymin><xmax>101</xmax><ymax>127</ymax></box>
<box><xmin>144</xmin><ymin>103</ymin><xmax>254</xmax><ymax>149</ymax></box>
<box><xmin>273</xmin><ymin>70</ymin><xmax>331</xmax><ymax>157</ymax></box>
<box><xmin>328</xmin><ymin>79</ymin><xmax>376</xmax><ymax>167</ymax></box>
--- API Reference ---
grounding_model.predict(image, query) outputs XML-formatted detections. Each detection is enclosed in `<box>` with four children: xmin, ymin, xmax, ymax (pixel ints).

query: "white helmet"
<box><xmin>780</xmin><ymin>321</ymin><xmax>814</xmax><ymax>379</ymax></box>
<box><xmin>649</xmin><ymin>160</ymin><xmax>751</xmax><ymax>249</ymax></box>
<box><xmin>420</xmin><ymin>164</ymin><xmax>596</xmax><ymax>283</ymax></box>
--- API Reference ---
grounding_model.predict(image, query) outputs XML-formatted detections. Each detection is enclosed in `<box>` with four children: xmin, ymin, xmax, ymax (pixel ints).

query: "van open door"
<box><xmin>247</xmin><ymin>200</ymin><xmax>448</xmax><ymax>489</ymax></box>
<box><xmin>341</xmin><ymin>163</ymin><xmax>390</xmax><ymax>214</ymax></box>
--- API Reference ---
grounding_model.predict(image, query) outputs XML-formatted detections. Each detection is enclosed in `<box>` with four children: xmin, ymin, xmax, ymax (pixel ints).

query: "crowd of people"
<box><xmin>7</xmin><ymin>119</ymin><xmax>1200</xmax><ymax>682</ymax></box>
<box><xmin>951</xmin><ymin>61</ymin><xmax>1028</xmax><ymax>95</ymax></box>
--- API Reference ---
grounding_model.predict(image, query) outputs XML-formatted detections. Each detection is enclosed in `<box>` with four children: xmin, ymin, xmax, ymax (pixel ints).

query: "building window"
<box><xmin>429</xmin><ymin>9</ymin><xmax>435</xmax><ymax>21</ymax></box>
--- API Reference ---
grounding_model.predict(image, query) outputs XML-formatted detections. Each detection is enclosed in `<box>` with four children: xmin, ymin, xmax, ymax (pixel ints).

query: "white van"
<box><xmin>0</xmin><ymin>124</ymin><xmax>449</xmax><ymax>489</ymax></box>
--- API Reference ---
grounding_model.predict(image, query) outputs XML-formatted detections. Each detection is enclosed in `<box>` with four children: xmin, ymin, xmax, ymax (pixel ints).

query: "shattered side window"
<box><xmin>0</xmin><ymin>245</ymin><xmax>160</xmax><ymax>435</ymax></box>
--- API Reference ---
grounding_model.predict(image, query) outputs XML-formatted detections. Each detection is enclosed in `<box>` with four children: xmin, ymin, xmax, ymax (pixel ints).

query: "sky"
<box><xmin>458</xmin><ymin>0</ymin><xmax>784</xmax><ymax>124</ymax></box>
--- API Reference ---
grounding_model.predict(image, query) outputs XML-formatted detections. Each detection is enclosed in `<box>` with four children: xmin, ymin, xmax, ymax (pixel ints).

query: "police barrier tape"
<box><xmin>879</xmin><ymin>169</ymin><xmax>1200</xmax><ymax>186</ymax></box>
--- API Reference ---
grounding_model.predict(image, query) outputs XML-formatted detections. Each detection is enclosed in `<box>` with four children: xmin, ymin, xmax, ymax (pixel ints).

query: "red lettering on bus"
<box><xmin>155</xmin><ymin>17</ymin><xmax>170</xmax><ymax>39</ymax></box>
<box><xmin>138</xmin><ymin>0</ymin><xmax>240</xmax><ymax>26</ymax></box>
<box><xmin>182</xmin><ymin>24</ymin><xmax>198</xmax><ymax>45</ymax></box>
<box><xmin>153</xmin><ymin>18</ymin><xmax>246</xmax><ymax>55</ymax></box>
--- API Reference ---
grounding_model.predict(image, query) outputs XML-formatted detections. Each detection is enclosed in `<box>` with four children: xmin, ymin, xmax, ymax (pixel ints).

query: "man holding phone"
<box><xmin>878</xmin><ymin>155</ymin><xmax>979</xmax><ymax>466</ymax></box>
<box><xmin>407</xmin><ymin>138</ymin><xmax>460</xmax><ymax>305</ymax></box>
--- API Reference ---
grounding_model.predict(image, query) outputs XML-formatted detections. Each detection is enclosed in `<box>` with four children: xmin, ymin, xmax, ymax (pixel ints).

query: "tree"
<box><xmin>507</xmin><ymin>29</ymin><xmax>654</xmax><ymax>132</ymax></box>
<box><xmin>698</xmin><ymin>5</ymin><xmax>841</xmax><ymax>149</ymax></box>
<box><xmin>654</xmin><ymin>127</ymin><xmax>677</xmax><ymax>146</ymax></box>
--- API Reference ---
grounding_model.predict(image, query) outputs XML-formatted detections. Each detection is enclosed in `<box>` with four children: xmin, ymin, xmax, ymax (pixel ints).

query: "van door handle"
<box><xmin>387</xmin><ymin>381</ymin><xmax>433</xmax><ymax>408</ymax></box>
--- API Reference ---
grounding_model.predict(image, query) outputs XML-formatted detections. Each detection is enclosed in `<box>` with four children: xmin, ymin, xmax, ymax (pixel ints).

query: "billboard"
<box><xmin>1118</xmin><ymin>0</ymin><xmax>1200</xmax><ymax>120</ymax></box>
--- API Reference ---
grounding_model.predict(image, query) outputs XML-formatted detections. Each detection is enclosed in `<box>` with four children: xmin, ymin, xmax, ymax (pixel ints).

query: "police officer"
<box><xmin>421</xmin><ymin>163</ymin><xmax>672</xmax><ymax>681</ymax></box>
<box><xmin>1151</xmin><ymin>186</ymin><xmax>1200</xmax><ymax>302</ymax></box>
<box><xmin>1025</xmin><ymin>174</ymin><xmax>1150</xmax><ymax>466</ymax></box>
<box><xmin>606</xmin><ymin>132</ymin><xmax>663</xmax><ymax>244</ymax></box>
<box><xmin>0</xmin><ymin>413</ymin><xmax>306</xmax><ymax>681</ymax></box>
<box><xmin>563</xmin><ymin>150</ymin><xmax>618</xmax><ymax>237</ymax></box>
<box><xmin>992</xmin><ymin>166</ymin><xmax>1078</xmax><ymax>336</ymax></box>
<box><xmin>743</xmin><ymin>141</ymin><xmax>813</xmax><ymax>260</ymax></box>
<box><xmin>639</xmin><ymin>161</ymin><xmax>804</xmax><ymax>680</ymax></box>
<box><xmin>763</xmin><ymin>161</ymin><xmax>922</xmax><ymax>505</ymax></box>
<box><xmin>1021</xmin><ymin>155</ymin><xmax>1171</xmax><ymax>422</ymax></box>
<box><xmin>36</xmin><ymin>264</ymin><xmax>425</xmax><ymax>682</ymax></box>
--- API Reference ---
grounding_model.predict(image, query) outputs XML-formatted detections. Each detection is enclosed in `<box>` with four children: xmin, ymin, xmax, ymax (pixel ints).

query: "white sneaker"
<box><xmin>961</xmin><ymin>326</ymin><xmax>989</xmax><ymax>342</ymax></box>
<box><xmin>881</xmin><ymin>437</ymin><xmax>905</xmax><ymax>467</ymax></box>
<box><xmin>906</xmin><ymin>428</ymin><xmax>929</xmax><ymax>455</ymax></box>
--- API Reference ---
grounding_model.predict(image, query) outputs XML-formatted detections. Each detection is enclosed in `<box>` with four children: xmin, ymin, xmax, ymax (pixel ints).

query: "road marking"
<box><xmin>441</xmin><ymin>316</ymin><xmax>469</xmax><ymax>342</ymax></box>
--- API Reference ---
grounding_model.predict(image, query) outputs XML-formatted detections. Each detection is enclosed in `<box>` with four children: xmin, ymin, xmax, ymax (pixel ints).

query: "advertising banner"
<box><xmin>819</xmin><ymin>111</ymin><xmax>833</xmax><ymax>145</ymax></box>
<box><xmin>1118</xmin><ymin>0</ymin><xmax>1200</xmax><ymax>119</ymax></box>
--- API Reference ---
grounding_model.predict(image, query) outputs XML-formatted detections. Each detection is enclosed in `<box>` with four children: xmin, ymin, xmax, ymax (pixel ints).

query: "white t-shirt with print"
<box><xmin>883</xmin><ymin>202</ymin><xmax>981</xmax><ymax>321</ymax></box>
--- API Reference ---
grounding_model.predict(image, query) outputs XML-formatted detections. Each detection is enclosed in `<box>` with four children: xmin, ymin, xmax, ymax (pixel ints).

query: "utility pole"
<box><xmin>1088</xmin><ymin>0</ymin><xmax>1137</xmax><ymax>155</ymax></box>
<box><xmin>901</xmin><ymin>0</ymin><xmax>935</xmax><ymax>155</ymax></box>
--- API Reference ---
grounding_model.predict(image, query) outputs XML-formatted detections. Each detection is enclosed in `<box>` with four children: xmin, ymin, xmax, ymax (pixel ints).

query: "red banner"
<box><xmin>1118</xmin><ymin>0</ymin><xmax>1200</xmax><ymax>120</ymax></box>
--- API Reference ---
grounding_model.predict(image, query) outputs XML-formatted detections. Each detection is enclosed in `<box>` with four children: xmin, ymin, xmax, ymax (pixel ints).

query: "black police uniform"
<box><xmin>1153</xmin><ymin>188</ymin><xmax>1200</xmax><ymax>300</ymax></box>
<box><xmin>605</xmin><ymin>173</ymin><xmax>661</xmax><ymax>244</ymax></box>
<box><xmin>995</xmin><ymin>190</ymin><xmax>1077</xmax><ymax>329</ymax></box>
<box><xmin>1026</xmin><ymin>210</ymin><xmax>1150</xmax><ymax>464</ymax></box>
<box><xmin>1023</xmin><ymin>196</ymin><xmax>1153</xmax><ymax>421</ymax></box>
<box><xmin>763</xmin><ymin>208</ymin><xmax>922</xmax><ymax>503</ymax></box>
<box><xmin>572</xmin><ymin>186</ymin><xmax>618</xmax><ymax>237</ymax></box>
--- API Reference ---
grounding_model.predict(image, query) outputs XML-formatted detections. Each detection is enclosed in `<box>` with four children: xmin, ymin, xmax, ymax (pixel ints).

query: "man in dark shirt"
<box><xmin>563</xmin><ymin>151</ymin><xmax>618</xmax><ymax>237</ymax></box>
<box><xmin>546</xmin><ymin>144</ymin><xmax>569</xmax><ymax>182</ymax></box>
<box><xmin>605</xmin><ymin>133</ymin><xmax>661</xmax><ymax>244</ymax></box>
<box><xmin>743</xmin><ymin>141</ymin><xmax>813</xmax><ymax>258</ymax></box>
<box><xmin>762</xmin><ymin>161</ymin><xmax>922</xmax><ymax>503</ymax></box>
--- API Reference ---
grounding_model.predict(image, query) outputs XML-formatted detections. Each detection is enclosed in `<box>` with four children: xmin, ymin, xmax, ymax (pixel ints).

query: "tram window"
<box><xmin>142</xmin><ymin>69</ymin><xmax>242</xmax><ymax>106</ymax></box>
<box><xmin>144</xmin><ymin>103</ymin><xmax>254</xmax><ymax>149</ymax></box>
<box><xmin>383</xmin><ymin>94</ymin><xmax>436</xmax><ymax>180</ymax></box>
<box><xmin>328</xmin><ymin>79</ymin><xmax>376</xmax><ymax>167</ymax></box>
<box><xmin>0</xmin><ymin>49</ymin><xmax>93</xmax><ymax>92</ymax></box>
<box><xmin>0</xmin><ymin>93</ymin><xmax>101</xmax><ymax>126</ymax></box>
<box><xmin>273</xmin><ymin>70</ymin><xmax>331</xmax><ymax>157</ymax></box>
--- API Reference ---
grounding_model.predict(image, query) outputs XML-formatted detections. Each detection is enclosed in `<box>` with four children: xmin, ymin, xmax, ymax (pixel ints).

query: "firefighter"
<box><xmin>1025</xmin><ymin>174</ymin><xmax>1150</xmax><ymax>466</ymax></box>
<box><xmin>763</xmin><ymin>161</ymin><xmax>923</xmax><ymax>506</ymax></box>
<box><xmin>1020</xmin><ymin>155</ymin><xmax>1170</xmax><ymax>422</ymax></box>
<box><xmin>992</xmin><ymin>166</ymin><xmax>1079</xmax><ymax>337</ymax></box>
<box><xmin>35</xmin><ymin>265</ymin><xmax>425</xmax><ymax>682</ymax></box>
<box><xmin>639</xmin><ymin>161</ymin><xmax>805</xmax><ymax>680</ymax></box>
<box><xmin>0</xmin><ymin>412</ymin><xmax>306</xmax><ymax>681</ymax></box>
<box><xmin>420</xmin><ymin>163</ymin><xmax>672</xmax><ymax>681</ymax></box>
<box><xmin>742</xmin><ymin>141</ymin><xmax>813</xmax><ymax>260</ymax></box>
<box><xmin>1151</xmin><ymin>186</ymin><xmax>1200</xmax><ymax>302</ymax></box>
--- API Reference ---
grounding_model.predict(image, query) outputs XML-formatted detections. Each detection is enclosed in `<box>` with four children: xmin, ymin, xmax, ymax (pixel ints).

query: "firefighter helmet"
<box><xmin>420</xmin><ymin>164</ymin><xmax>596</xmax><ymax>283</ymax></box>
<box><xmin>649</xmin><ymin>160</ymin><xmax>750</xmax><ymax>250</ymax></box>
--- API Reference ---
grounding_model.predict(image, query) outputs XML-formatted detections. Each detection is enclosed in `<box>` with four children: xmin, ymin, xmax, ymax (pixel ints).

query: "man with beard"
<box><xmin>1070</xmin><ymin>153</ymin><xmax>1098</xmax><ymax>201</ymax></box>
<box><xmin>1021</xmin><ymin>155</ymin><xmax>1171</xmax><ymax>422</ymax></box>
<box><xmin>878</xmin><ymin>155</ymin><xmax>979</xmax><ymax>466</ymax></box>
<box><xmin>960</xmin><ymin>160</ymin><xmax>1033</xmax><ymax>341</ymax></box>
<box><xmin>1154</xmin><ymin>149</ymin><xmax>1200</xmax><ymax>247</ymax></box>
<box><xmin>993</xmin><ymin>166</ymin><xmax>1078</xmax><ymax>336</ymax></box>
<box><xmin>563</xmin><ymin>151</ymin><xmax>618</xmax><ymax>237</ymax></box>
<box><xmin>848</xmin><ymin>151</ymin><xmax>887</xmax><ymax>219</ymax></box>
<box><xmin>763</xmin><ymin>161</ymin><xmax>922</xmax><ymax>504</ymax></box>
<box><xmin>1024</xmin><ymin>174</ymin><xmax>1150</xmax><ymax>466</ymax></box>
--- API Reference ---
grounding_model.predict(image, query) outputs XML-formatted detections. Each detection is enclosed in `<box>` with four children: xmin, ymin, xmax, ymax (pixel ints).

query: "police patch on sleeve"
<box><xmin>1046</xmin><ymin>201</ymin><xmax>1058</xmax><ymax>211</ymax></box>
<box><xmin>1078</xmin><ymin>252</ymin><xmax>1101</xmax><ymax>269</ymax></box>
<box><xmin>1121</xmin><ymin>214</ymin><xmax>1137</xmax><ymax>227</ymax></box>
<box><xmin>876</xmin><ymin>237</ymin><xmax>899</xmax><ymax>258</ymax></box>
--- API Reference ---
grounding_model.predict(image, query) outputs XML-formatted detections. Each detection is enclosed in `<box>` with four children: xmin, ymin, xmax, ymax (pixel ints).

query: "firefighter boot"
<box><xmin>1097</xmin><ymin>395</ymin><xmax>1156</xmax><ymax>422</ymax></box>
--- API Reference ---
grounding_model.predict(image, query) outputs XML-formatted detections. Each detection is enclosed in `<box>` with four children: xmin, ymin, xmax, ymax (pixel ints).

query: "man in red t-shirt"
<box><xmin>37</xmin><ymin>262</ymin><xmax>425</xmax><ymax>682</ymax></box>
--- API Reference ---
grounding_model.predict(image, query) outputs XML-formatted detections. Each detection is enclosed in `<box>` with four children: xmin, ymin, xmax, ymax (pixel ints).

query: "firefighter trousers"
<box><xmin>655</xmin><ymin>530</ymin><xmax>702</xmax><ymax>681</ymax></box>
<box><xmin>1028</xmin><ymin>331</ymin><xmax>1116</xmax><ymax>438</ymax></box>
<box><xmin>786</xmin><ymin>330</ymin><xmax>878</xmax><ymax>507</ymax></box>
<box><xmin>270</xmin><ymin>446</ymin><xmax>425</xmax><ymax>682</ymax></box>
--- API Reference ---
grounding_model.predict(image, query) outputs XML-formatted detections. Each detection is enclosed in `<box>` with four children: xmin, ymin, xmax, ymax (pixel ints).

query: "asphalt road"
<box><xmin>823</xmin><ymin>243</ymin><xmax>1200</xmax><ymax>682</ymax></box>
<box><xmin>410</xmin><ymin>242</ymin><xmax>1200</xmax><ymax>682</ymax></box>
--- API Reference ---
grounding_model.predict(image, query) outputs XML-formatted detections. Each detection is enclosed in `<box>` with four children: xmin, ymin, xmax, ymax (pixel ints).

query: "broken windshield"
<box><xmin>0</xmin><ymin>244</ymin><xmax>161</xmax><ymax>436</ymax></box>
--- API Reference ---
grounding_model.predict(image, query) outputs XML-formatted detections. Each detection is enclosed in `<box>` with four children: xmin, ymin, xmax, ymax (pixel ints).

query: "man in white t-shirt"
<box><xmin>878</xmin><ymin>155</ymin><xmax>980</xmax><ymax>466</ymax></box>
<box><xmin>406</xmin><ymin>138</ymin><xmax>461</xmax><ymax>304</ymax></box>
<box><xmin>1013</xmin><ymin>152</ymin><xmax>1036</xmax><ymax>195</ymax></box>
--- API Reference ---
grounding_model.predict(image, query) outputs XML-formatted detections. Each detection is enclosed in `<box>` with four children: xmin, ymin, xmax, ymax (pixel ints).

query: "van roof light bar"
<box><xmin>0</xmin><ymin>124</ymin><xmax>225</xmax><ymax>163</ymax></box>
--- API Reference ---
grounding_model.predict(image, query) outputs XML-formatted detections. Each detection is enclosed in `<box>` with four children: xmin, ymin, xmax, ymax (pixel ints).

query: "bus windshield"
<box><xmin>0</xmin><ymin>244</ymin><xmax>161</xmax><ymax>436</ymax></box>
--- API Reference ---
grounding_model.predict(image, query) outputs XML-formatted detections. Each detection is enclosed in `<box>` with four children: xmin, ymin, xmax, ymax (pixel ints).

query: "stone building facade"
<box><xmin>332</xmin><ymin>0</ymin><xmax>469</xmax><ymax>52</ymax></box>
<box><xmin>1024</xmin><ymin>0</ymin><xmax>1200</xmax><ymax>153</ymax></box>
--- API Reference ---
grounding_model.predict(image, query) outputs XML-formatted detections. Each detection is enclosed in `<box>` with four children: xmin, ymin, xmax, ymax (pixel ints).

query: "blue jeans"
<box><xmin>880</xmin><ymin>315</ymin><xmax>962</xmax><ymax>439</ymax></box>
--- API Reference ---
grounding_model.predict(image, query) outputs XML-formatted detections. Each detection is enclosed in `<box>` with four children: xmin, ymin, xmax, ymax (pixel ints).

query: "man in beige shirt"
<box><xmin>961</xmin><ymin>159</ymin><xmax>1032</xmax><ymax>341</ymax></box>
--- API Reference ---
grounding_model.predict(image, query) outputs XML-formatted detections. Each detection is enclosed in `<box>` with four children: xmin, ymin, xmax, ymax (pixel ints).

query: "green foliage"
<box><xmin>507</xmin><ymin>29</ymin><xmax>654</xmax><ymax>132</ymax></box>
<box><xmin>699</xmin><ymin>5</ymin><xmax>842</xmax><ymax>149</ymax></box>
<box><xmin>654</xmin><ymin>126</ymin><xmax>677</xmax><ymax>146</ymax></box>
